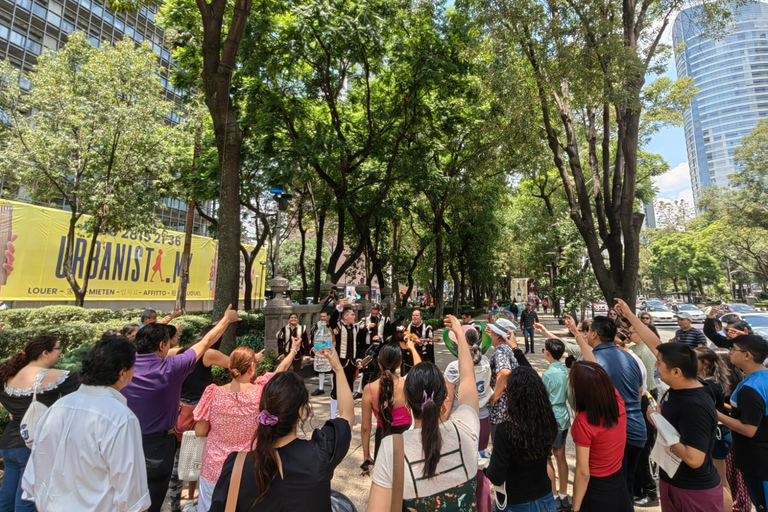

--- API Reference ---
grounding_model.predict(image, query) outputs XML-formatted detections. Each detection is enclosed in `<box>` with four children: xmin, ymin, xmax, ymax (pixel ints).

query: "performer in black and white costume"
<box><xmin>276</xmin><ymin>313</ymin><xmax>310</xmax><ymax>373</ymax></box>
<box><xmin>354</xmin><ymin>303</ymin><xmax>393</xmax><ymax>398</ymax></box>
<box><xmin>310</xmin><ymin>310</ymin><xmax>335</xmax><ymax>396</ymax></box>
<box><xmin>328</xmin><ymin>305</ymin><xmax>359</xmax><ymax>418</ymax></box>
<box><xmin>401</xmin><ymin>309</ymin><xmax>434</xmax><ymax>375</ymax></box>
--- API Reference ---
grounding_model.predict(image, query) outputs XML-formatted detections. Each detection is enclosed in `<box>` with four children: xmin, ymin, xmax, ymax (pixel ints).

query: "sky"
<box><xmin>645</xmin><ymin>28</ymin><xmax>694</xmax><ymax>206</ymax></box>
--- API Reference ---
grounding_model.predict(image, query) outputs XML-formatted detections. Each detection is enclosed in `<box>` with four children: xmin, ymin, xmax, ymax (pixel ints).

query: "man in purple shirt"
<box><xmin>122</xmin><ymin>305</ymin><xmax>239</xmax><ymax>512</ymax></box>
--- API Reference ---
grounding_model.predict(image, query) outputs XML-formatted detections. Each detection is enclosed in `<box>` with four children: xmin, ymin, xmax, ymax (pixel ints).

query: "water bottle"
<box><xmin>314</xmin><ymin>321</ymin><xmax>333</xmax><ymax>372</ymax></box>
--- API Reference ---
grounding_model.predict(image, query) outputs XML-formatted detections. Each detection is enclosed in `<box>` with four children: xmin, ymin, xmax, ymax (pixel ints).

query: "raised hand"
<box><xmin>320</xmin><ymin>347</ymin><xmax>343</xmax><ymax>373</ymax></box>
<box><xmin>254</xmin><ymin>349</ymin><xmax>265</xmax><ymax>362</ymax></box>
<box><xmin>564</xmin><ymin>314</ymin><xmax>577</xmax><ymax>332</ymax></box>
<box><xmin>290</xmin><ymin>336</ymin><xmax>302</xmax><ymax>353</ymax></box>
<box><xmin>533</xmin><ymin>322</ymin><xmax>547</xmax><ymax>334</ymax></box>
<box><xmin>223</xmin><ymin>304</ymin><xmax>240</xmax><ymax>323</ymax></box>
<box><xmin>444</xmin><ymin>314</ymin><xmax>462</xmax><ymax>332</ymax></box>
<box><xmin>614</xmin><ymin>298</ymin><xmax>631</xmax><ymax>318</ymax></box>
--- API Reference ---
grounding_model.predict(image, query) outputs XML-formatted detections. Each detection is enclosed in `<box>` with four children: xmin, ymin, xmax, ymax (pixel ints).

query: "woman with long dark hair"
<box><xmin>0</xmin><ymin>336</ymin><xmax>79</xmax><ymax>512</ymax></box>
<box><xmin>208</xmin><ymin>347</ymin><xmax>354</xmax><ymax>511</ymax></box>
<box><xmin>368</xmin><ymin>315</ymin><xmax>480</xmax><ymax>511</ymax></box>
<box><xmin>485</xmin><ymin>366</ymin><xmax>559</xmax><ymax>511</ymax></box>
<box><xmin>361</xmin><ymin>340</ymin><xmax>421</xmax><ymax>466</ymax></box>
<box><xmin>443</xmin><ymin>326</ymin><xmax>492</xmax><ymax>512</ymax></box>
<box><xmin>570</xmin><ymin>361</ymin><xmax>633</xmax><ymax>512</ymax></box>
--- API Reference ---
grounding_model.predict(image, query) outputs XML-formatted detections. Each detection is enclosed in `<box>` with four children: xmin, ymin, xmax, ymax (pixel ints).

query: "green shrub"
<box><xmin>393</xmin><ymin>307</ymin><xmax>435</xmax><ymax>322</ymax></box>
<box><xmin>236</xmin><ymin>311</ymin><xmax>265</xmax><ymax>336</ymax></box>
<box><xmin>176</xmin><ymin>315</ymin><xmax>214</xmax><ymax>345</ymax></box>
<box><xmin>236</xmin><ymin>331</ymin><xmax>265</xmax><ymax>353</ymax></box>
<box><xmin>424</xmin><ymin>318</ymin><xmax>443</xmax><ymax>329</ymax></box>
<box><xmin>0</xmin><ymin>407</ymin><xmax>9</xmax><ymax>437</ymax></box>
<box><xmin>0</xmin><ymin>309</ymin><xmax>35</xmax><ymax>328</ymax></box>
<box><xmin>54</xmin><ymin>342</ymin><xmax>94</xmax><ymax>373</ymax></box>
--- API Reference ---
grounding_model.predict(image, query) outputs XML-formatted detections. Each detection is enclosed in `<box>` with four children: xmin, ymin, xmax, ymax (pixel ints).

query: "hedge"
<box><xmin>0</xmin><ymin>306</ymin><xmax>265</xmax><ymax>359</ymax></box>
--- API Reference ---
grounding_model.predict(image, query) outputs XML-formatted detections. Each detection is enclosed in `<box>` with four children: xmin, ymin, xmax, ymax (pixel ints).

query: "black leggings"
<box><xmin>374</xmin><ymin>424</ymin><xmax>411</xmax><ymax>459</ymax></box>
<box><xmin>581</xmin><ymin>470</ymin><xmax>634</xmax><ymax>512</ymax></box>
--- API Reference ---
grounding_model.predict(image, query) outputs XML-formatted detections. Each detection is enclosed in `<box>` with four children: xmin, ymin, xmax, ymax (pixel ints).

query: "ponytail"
<box><xmin>0</xmin><ymin>336</ymin><xmax>58</xmax><ymax>384</ymax></box>
<box><xmin>251</xmin><ymin>372</ymin><xmax>311</xmax><ymax>503</ymax></box>
<box><xmin>404</xmin><ymin>362</ymin><xmax>448</xmax><ymax>479</ymax></box>
<box><xmin>465</xmin><ymin>327</ymin><xmax>483</xmax><ymax>365</ymax></box>
<box><xmin>377</xmin><ymin>343</ymin><xmax>403</xmax><ymax>435</ymax></box>
<box><xmin>378</xmin><ymin>369</ymin><xmax>395</xmax><ymax>434</ymax></box>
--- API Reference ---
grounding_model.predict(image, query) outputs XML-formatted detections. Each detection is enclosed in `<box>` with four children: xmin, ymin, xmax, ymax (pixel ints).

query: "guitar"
<box><xmin>399</xmin><ymin>332</ymin><xmax>442</xmax><ymax>350</ymax></box>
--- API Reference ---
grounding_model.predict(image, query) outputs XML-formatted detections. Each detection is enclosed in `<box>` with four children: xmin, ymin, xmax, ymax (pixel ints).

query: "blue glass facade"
<box><xmin>673</xmin><ymin>1</ymin><xmax>768</xmax><ymax>204</ymax></box>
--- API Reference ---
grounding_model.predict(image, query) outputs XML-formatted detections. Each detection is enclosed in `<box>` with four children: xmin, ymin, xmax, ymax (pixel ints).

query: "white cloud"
<box><xmin>654</xmin><ymin>161</ymin><xmax>693</xmax><ymax>201</ymax></box>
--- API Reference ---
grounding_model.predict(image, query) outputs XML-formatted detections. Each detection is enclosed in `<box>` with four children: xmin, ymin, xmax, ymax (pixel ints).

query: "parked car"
<box><xmin>641</xmin><ymin>305</ymin><xmax>677</xmax><ymax>325</ymax></box>
<box><xmin>717</xmin><ymin>303</ymin><xmax>757</xmax><ymax>318</ymax></box>
<box><xmin>719</xmin><ymin>312</ymin><xmax>768</xmax><ymax>340</ymax></box>
<box><xmin>593</xmin><ymin>301</ymin><xmax>608</xmax><ymax>313</ymax></box>
<box><xmin>640</xmin><ymin>299</ymin><xmax>664</xmax><ymax>309</ymax></box>
<box><xmin>671</xmin><ymin>304</ymin><xmax>706</xmax><ymax>323</ymax></box>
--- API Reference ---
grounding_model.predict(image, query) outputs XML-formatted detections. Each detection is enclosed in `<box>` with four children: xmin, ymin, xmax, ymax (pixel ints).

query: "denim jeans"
<box><xmin>0</xmin><ymin>446</ymin><xmax>36</xmax><ymax>512</ymax></box>
<box><xmin>523</xmin><ymin>327</ymin><xmax>535</xmax><ymax>352</ymax></box>
<box><xmin>499</xmin><ymin>493</ymin><xmax>557</xmax><ymax>512</ymax></box>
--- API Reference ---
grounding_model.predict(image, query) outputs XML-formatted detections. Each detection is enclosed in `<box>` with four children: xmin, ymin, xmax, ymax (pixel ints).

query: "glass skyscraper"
<box><xmin>673</xmin><ymin>1</ymin><xmax>768</xmax><ymax>205</ymax></box>
<box><xmin>0</xmin><ymin>0</ymin><xmax>216</xmax><ymax>235</ymax></box>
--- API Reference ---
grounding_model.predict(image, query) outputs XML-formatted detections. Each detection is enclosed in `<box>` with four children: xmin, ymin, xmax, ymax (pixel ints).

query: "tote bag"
<box><xmin>20</xmin><ymin>370</ymin><xmax>49</xmax><ymax>449</ymax></box>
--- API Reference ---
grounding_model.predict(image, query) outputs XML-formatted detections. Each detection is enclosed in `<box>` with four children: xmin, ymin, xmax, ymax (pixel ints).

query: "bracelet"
<box><xmin>290</xmin><ymin>348</ymin><xmax>298</xmax><ymax>354</ymax></box>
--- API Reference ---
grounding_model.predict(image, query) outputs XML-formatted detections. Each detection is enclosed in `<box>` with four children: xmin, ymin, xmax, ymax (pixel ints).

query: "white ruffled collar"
<box><xmin>4</xmin><ymin>370</ymin><xmax>70</xmax><ymax>397</ymax></box>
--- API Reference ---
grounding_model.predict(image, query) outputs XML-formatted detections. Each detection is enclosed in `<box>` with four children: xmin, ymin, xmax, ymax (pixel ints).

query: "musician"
<box><xmin>461</xmin><ymin>310</ymin><xmax>476</xmax><ymax>326</ymax></box>
<box><xmin>355</xmin><ymin>303</ymin><xmax>394</xmax><ymax>398</ymax></box>
<box><xmin>328</xmin><ymin>305</ymin><xmax>360</xmax><ymax>418</ymax></box>
<box><xmin>276</xmin><ymin>313</ymin><xmax>310</xmax><ymax>372</ymax></box>
<box><xmin>402</xmin><ymin>309</ymin><xmax>434</xmax><ymax>375</ymax></box>
<box><xmin>310</xmin><ymin>310</ymin><xmax>335</xmax><ymax>397</ymax></box>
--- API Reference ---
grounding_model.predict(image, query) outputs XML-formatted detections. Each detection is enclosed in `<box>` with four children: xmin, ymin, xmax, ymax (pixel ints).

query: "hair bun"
<box><xmin>230</xmin><ymin>369</ymin><xmax>241</xmax><ymax>378</ymax></box>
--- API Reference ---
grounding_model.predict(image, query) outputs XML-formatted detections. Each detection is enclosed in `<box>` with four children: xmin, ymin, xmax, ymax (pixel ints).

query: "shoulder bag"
<box><xmin>178</xmin><ymin>430</ymin><xmax>207</xmax><ymax>482</ymax></box>
<box><xmin>20</xmin><ymin>369</ymin><xmax>49</xmax><ymax>448</ymax></box>
<box><xmin>390</xmin><ymin>433</ymin><xmax>404</xmax><ymax>512</ymax></box>
<box><xmin>225</xmin><ymin>451</ymin><xmax>247</xmax><ymax>512</ymax></box>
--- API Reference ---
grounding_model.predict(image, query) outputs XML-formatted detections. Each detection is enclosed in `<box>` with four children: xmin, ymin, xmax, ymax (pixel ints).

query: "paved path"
<box><xmin>169</xmin><ymin>313</ymin><xmax>663</xmax><ymax>512</ymax></box>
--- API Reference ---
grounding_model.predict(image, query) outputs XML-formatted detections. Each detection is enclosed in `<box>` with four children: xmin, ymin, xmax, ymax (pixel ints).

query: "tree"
<box><xmin>0</xmin><ymin>33</ymin><xmax>188</xmax><ymax>306</ymax></box>
<box><xmin>477</xmin><ymin>0</ymin><xmax>715</xmax><ymax>308</ymax></box>
<box><xmin>732</xmin><ymin>119</ymin><xmax>768</xmax><ymax>230</ymax></box>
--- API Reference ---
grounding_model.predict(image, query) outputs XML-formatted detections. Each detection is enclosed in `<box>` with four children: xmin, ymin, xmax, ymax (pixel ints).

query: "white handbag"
<box><xmin>178</xmin><ymin>430</ymin><xmax>207</xmax><ymax>482</ymax></box>
<box><xmin>20</xmin><ymin>370</ymin><xmax>49</xmax><ymax>449</ymax></box>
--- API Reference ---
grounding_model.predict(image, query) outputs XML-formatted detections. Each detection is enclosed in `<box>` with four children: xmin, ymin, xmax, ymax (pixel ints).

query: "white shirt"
<box><xmin>22</xmin><ymin>385</ymin><xmax>150</xmax><ymax>512</ymax></box>
<box><xmin>626</xmin><ymin>349</ymin><xmax>648</xmax><ymax>395</ymax></box>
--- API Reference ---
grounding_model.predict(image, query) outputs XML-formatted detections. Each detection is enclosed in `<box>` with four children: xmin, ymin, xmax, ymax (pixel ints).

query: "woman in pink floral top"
<box><xmin>194</xmin><ymin>338</ymin><xmax>301</xmax><ymax>511</ymax></box>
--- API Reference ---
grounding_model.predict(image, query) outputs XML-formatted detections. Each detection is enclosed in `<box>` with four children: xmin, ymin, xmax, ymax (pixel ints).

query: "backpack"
<box><xmin>20</xmin><ymin>369</ymin><xmax>49</xmax><ymax>448</ymax></box>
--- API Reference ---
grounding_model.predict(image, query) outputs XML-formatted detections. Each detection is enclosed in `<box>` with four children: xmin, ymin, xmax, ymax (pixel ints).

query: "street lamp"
<box><xmin>270</xmin><ymin>189</ymin><xmax>293</xmax><ymax>279</ymax></box>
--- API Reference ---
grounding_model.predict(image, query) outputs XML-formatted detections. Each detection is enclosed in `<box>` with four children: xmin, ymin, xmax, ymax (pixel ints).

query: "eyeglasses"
<box><xmin>52</xmin><ymin>346</ymin><xmax>62</xmax><ymax>351</ymax></box>
<box><xmin>640</xmin><ymin>316</ymin><xmax>651</xmax><ymax>320</ymax></box>
<box><xmin>729</xmin><ymin>347</ymin><xmax>748</xmax><ymax>354</ymax></box>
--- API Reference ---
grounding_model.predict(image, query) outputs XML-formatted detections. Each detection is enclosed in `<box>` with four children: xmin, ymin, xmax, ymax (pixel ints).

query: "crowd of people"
<box><xmin>0</xmin><ymin>294</ymin><xmax>764</xmax><ymax>512</ymax></box>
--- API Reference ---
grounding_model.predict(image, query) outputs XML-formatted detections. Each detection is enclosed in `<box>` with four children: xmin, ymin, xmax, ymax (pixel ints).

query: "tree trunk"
<box><xmin>208</xmin><ymin>106</ymin><xmax>242</xmax><ymax>353</ymax></box>
<box><xmin>672</xmin><ymin>277</ymin><xmax>679</xmax><ymax>294</ymax></box>
<box><xmin>175</xmin><ymin>199</ymin><xmax>196</xmax><ymax>312</ymax></box>
<box><xmin>313</xmin><ymin>210</ymin><xmax>325</xmax><ymax>301</ymax></box>
<box><xmin>240</xmin><ymin>244</ymin><xmax>253</xmax><ymax>310</ymax></box>
<box><xmin>434</xmin><ymin>210</ymin><xmax>445</xmax><ymax>318</ymax></box>
<box><xmin>76</xmin><ymin>217</ymin><xmax>103</xmax><ymax>307</ymax></box>
<box><xmin>449</xmin><ymin>261</ymin><xmax>460</xmax><ymax>316</ymax></box>
<box><xmin>297</xmin><ymin>202</ymin><xmax>308</xmax><ymax>302</ymax></box>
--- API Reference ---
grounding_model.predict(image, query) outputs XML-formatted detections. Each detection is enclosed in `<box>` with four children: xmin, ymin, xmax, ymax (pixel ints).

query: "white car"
<box><xmin>643</xmin><ymin>305</ymin><xmax>677</xmax><ymax>325</ymax></box>
<box><xmin>672</xmin><ymin>304</ymin><xmax>706</xmax><ymax>323</ymax></box>
<box><xmin>593</xmin><ymin>301</ymin><xmax>608</xmax><ymax>313</ymax></box>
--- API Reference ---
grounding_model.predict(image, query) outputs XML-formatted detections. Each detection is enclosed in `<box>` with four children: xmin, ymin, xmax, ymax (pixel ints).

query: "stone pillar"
<box><xmin>356</xmin><ymin>284</ymin><xmax>371</xmax><ymax>317</ymax></box>
<box><xmin>381</xmin><ymin>285</ymin><xmax>394</xmax><ymax>321</ymax></box>
<box><xmin>264</xmin><ymin>275</ymin><xmax>292</xmax><ymax>356</ymax></box>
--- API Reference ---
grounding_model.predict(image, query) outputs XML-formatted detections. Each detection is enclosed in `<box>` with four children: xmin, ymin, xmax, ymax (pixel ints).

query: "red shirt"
<box><xmin>571</xmin><ymin>390</ymin><xmax>627</xmax><ymax>477</ymax></box>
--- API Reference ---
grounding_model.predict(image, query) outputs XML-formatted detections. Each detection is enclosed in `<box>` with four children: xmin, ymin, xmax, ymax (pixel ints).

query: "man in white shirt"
<box><xmin>22</xmin><ymin>335</ymin><xmax>150</xmax><ymax>512</ymax></box>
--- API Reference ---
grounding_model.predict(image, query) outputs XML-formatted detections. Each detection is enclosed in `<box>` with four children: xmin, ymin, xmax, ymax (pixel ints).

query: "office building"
<box><xmin>673</xmin><ymin>1</ymin><xmax>768</xmax><ymax>205</ymax></box>
<box><xmin>0</xmin><ymin>0</ymin><xmax>212</xmax><ymax>235</ymax></box>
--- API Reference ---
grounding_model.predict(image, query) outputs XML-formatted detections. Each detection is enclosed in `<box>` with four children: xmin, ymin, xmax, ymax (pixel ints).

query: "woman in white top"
<box><xmin>443</xmin><ymin>326</ymin><xmax>492</xmax><ymax>512</ymax></box>
<box><xmin>368</xmin><ymin>315</ymin><xmax>480</xmax><ymax>512</ymax></box>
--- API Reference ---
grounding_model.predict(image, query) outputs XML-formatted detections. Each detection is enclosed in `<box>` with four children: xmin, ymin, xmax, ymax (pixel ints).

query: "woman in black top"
<box><xmin>485</xmin><ymin>366</ymin><xmax>559</xmax><ymax>511</ymax></box>
<box><xmin>0</xmin><ymin>336</ymin><xmax>79</xmax><ymax>512</ymax></box>
<box><xmin>209</xmin><ymin>348</ymin><xmax>354</xmax><ymax>512</ymax></box>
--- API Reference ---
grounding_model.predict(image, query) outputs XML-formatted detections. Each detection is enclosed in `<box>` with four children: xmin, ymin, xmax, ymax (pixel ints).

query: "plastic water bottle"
<box><xmin>314</xmin><ymin>321</ymin><xmax>333</xmax><ymax>373</ymax></box>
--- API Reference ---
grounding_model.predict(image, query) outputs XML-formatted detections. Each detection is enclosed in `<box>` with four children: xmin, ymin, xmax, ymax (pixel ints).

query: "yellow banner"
<box><xmin>0</xmin><ymin>200</ymin><xmax>266</xmax><ymax>301</ymax></box>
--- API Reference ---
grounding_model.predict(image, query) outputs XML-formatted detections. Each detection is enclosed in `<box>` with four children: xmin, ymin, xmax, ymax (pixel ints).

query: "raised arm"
<box><xmin>445</xmin><ymin>315</ymin><xmax>479</xmax><ymax>413</ymax></box>
<box><xmin>320</xmin><ymin>347</ymin><xmax>355</xmax><ymax>428</ymax></box>
<box><xmin>275</xmin><ymin>338</ymin><xmax>301</xmax><ymax>373</ymax></box>
<box><xmin>565</xmin><ymin>315</ymin><xmax>596</xmax><ymax>363</ymax></box>
<box><xmin>189</xmin><ymin>305</ymin><xmax>240</xmax><ymax>361</ymax></box>
<box><xmin>533</xmin><ymin>322</ymin><xmax>558</xmax><ymax>339</ymax></box>
<box><xmin>614</xmin><ymin>299</ymin><xmax>661</xmax><ymax>356</ymax></box>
